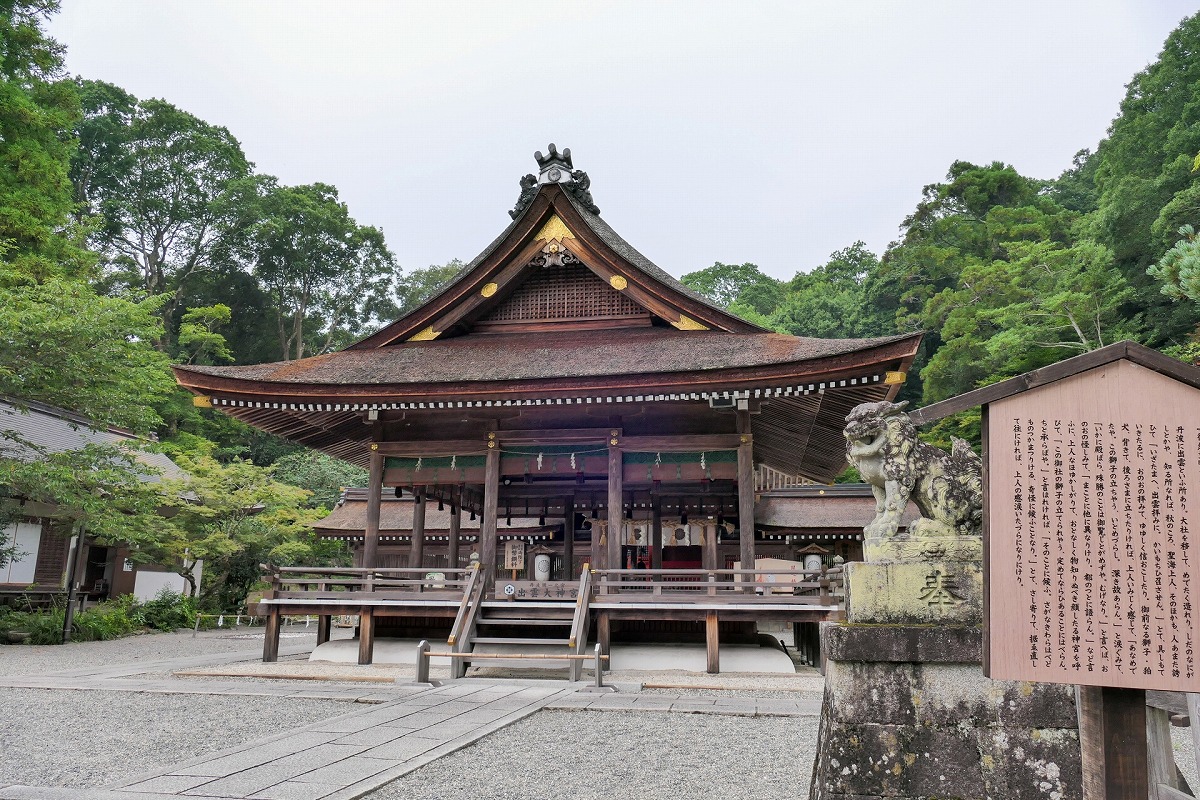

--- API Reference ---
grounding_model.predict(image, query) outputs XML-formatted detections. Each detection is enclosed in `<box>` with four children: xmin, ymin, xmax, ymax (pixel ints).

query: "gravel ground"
<box><xmin>0</xmin><ymin>688</ymin><xmax>349</xmax><ymax>789</ymax></box>
<box><xmin>1174</xmin><ymin>726</ymin><xmax>1200</xmax><ymax>792</ymax></box>
<box><xmin>0</xmin><ymin>628</ymin><xmax>321</xmax><ymax>677</ymax></box>
<box><xmin>364</xmin><ymin>710</ymin><xmax>818</xmax><ymax>800</ymax></box>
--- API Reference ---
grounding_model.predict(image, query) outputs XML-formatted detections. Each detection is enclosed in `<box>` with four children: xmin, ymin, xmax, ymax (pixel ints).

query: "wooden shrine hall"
<box><xmin>174</xmin><ymin>145</ymin><xmax>921</xmax><ymax>670</ymax></box>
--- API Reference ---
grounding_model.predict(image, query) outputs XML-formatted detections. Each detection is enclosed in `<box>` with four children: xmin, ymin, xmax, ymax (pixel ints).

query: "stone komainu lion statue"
<box><xmin>844</xmin><ymin>400</ymin><xmax>982</xmax><ymax>540</ymax></box>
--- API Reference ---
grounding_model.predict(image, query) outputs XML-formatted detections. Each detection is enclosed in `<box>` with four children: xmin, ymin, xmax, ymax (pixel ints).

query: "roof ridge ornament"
<box><xmin>509</xmin><ymin>144</ymin><xmax>600</xmax><ymax>219</ymax></box>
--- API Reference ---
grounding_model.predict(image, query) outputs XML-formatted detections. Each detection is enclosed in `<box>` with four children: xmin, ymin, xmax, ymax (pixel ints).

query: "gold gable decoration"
<box><xmin>407</xmin><ymin>326</ymin><xmax>440</xmax><ymax>342</ymax></box>
<box><xmin>534</xmin><ymin>215</ymin><xmax>575</xmax><ymax>243</ymax></box>
<box><xmin>671</xmin><ymin>314</ymin><xmax>709</xmax><ymax>331</ymax></box>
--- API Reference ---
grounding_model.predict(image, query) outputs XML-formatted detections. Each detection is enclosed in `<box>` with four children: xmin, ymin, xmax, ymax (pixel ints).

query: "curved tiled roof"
<box><xmin>180</xmin><ymin>329</ymin><xmax>918</xmax><ymax>387</ymax></box>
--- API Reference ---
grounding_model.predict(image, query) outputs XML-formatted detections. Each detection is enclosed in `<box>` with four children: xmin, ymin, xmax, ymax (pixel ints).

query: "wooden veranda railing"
<box><xmin>592</xmin><ymin>566</ymin><xmax>844</xmax><ymax>602</ymax></box>
<box><xmin>262</xmin><ymin>565</ymin><xmax>476</xmax><ymax>599</ymax></box>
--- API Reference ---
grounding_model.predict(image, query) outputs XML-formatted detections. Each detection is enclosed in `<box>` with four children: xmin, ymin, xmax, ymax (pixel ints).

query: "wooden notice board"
<box><xmin>503</xmin><ymin>540</ymin><xmax>525</xmax><ymax>571</ymax></box>
<box><xmin>985</xmin><ymin>359</ymin><xmax>1200</xmax><ymax>691</ymax></box>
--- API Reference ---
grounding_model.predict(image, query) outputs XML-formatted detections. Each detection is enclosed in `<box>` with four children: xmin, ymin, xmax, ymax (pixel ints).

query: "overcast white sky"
<box><xmin>48</xmin><ymin>2</ymin><xmax>1197</xmax><ymax>281</ymax></box>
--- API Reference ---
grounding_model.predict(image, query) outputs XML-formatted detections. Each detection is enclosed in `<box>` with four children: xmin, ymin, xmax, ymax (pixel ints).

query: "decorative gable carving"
<box><xmin>473</xmin><ymin>262</ymin><xmax>650</xmax><ymax>332</ymax></box>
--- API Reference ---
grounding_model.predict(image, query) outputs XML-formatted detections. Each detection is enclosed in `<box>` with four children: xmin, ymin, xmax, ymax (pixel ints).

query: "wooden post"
<box><xmin>703</xmin><ymin>521</ymin><xmax>718</xmax><ymax>571</ymax></box>
<box><xmin>448</xmin><ymin>486</ymin><xmax>461</xmax><ymax>569</ymax></box>
<box><xmin>316</xmin><ymin>615</ymin><xmax>331</xmax><ymax>646</ymax></box>
<box><xmin>262</xmin><ymin>610</ymin><xmax>281</xmax><ymax>662</ymax></box>
<box><xmin>1078</xmin><ymin>686</ymin><xmax>1148</xmax><ymax>800</ymax></box>
<box><xmin>736</xmin><ymin>411</ymin><xmax>755</xmax><ymax>591</ymax></box>
<box><xmin>651</xmin><ymin>497</ymin><xmax>663</xmax><ymax>571</ymax></box>
<box><xmin>706</xmin><ymin>610</ymin><xmax>720</xmax><ymax>674</ymax></box>
<box><xmin>597</xmin><ymin>611</ymin><xmax>611</xmax><ymax>655</ymax></box>
<box><xmin>357</xmin><ymin>607</ymin><xmax>375</xmax><ymax>665</ymax></box>
<box><xmin>1147</xmin><ymin>705</ymin><xmax>1183</xmax><ymax>799</ymax></box>
<box><xmin>481</xmin><ymin>442</ymin><xmax>500</xmax><ymax>588</ymax></box>
<box><xmin>594</xmin><ymin>521</ymin><xmax>608</xmax><ymax>571</ymax></box>
<box><xmin>1189</xmin><ymin>694</ymin><xmax>1200</xmax><ymax>792</ymax></box>
<box><xmin>563</xmin><ymin>495</ymin><xmax>575</xmax><ymax>579</ymax></box>
<box><xmin>607</xmin><ymin>434</ymin><xmax>622</xmax><ymax>576</ymax></box>
<box><xmin>409</xmin><ymin>486</ymin><xmax>427</xmax><ymax>570</ymax></box>
<box><xmin>363</xmin><ymin>450</ymin><xmax>384</xmax><ymax>569</ymax></box>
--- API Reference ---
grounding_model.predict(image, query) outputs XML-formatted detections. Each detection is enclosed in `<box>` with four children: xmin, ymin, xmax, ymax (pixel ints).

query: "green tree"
<box><xmin>1090</xmin><ymin>12</ymin><xmax>1200</xmax><ymax>347</ymax></box>
<box><xmin>681</xmin><ymin>262</ymin><xmax>782</xmax><ymax>313</ymax></box>
<box><xmin>271</xmin><ymin>450</ymin><xmax>367</xmax><ymax>509</ymax></box>
<box><xmin>396</xmin><ymin>259</ymin><xmax>464</xmax><ymax>314</ymax></box>
<box><xmin>176</xmin><ymin>303</ymin><xmax>233</xmax><ymax>365</ymax></box>
<box><xmin>0</xmin><ymin>442</ymin><xmax>166</xmax><ymax>554</ymax></box>
<box><xmin>0</xmin><ymin>279</ymin><xmax>175</xmax><ymax>433</ymax></box>
<box><xmin>0</xmin><ymin>1</ymin><xmax>90</xmax><ymax>283</ymax></box>
<box><xmin>233</xmin><ymin>181</ymin><xmax>398</xmax><ymax>360</ymax></box>
<box><xmin>157</xmin><ymin>453</ymin><xmax>332</xmax><ymax>600</ymax></box>
<box><xmin>72</xmin><ymin>80</ymin><xmax>251</xmax><ymax>326</ymax></box>
<box><xmin>770</xmin><ymin>243</ymin><xmax>891</xmax><ymax>339</ymax></box>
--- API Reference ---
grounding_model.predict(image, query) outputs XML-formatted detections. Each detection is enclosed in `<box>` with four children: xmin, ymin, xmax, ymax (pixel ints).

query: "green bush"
<box><xmin>72</xmin><ymin>603</ymin><xmax>140</xmax><ymax>641</ymax></box>
<box><xmin>138</xmin><ymin>588</ymin><xmax>197</xmax><ymax>631</ymax></box>
<box><xmin>0</xmin><ymin>589</ymin><xmax>198</xmax><ymax>644</ymax></box>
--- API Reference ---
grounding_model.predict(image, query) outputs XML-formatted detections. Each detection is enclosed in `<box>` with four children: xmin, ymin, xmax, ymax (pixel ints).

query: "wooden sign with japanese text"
<box><xmin>503</xmin><ymin>541</ymin><xmax>525</xmax><ymax>571</ymax></box>
<box><xmin>985</xmin><ymin>359</ymin><xmax>1200</xmax><ymax>691</ymax></box>
<box><xmin>495</xmin><ymin>580</ymin><xmax>580</xmax><ymax>601</ymax></box>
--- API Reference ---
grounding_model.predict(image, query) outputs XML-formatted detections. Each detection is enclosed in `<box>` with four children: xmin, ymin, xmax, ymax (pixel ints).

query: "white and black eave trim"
<box><xmin>208</xmin><ymin>374</ymin><xmax>886</xmax><ymax>412</ymax></box>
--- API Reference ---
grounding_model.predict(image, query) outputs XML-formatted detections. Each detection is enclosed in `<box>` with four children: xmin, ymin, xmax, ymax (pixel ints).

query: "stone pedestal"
<box><xmin>810</xmin><ymin>558</ymin><xmax>1082</xmax><ymax>800</ymax></box>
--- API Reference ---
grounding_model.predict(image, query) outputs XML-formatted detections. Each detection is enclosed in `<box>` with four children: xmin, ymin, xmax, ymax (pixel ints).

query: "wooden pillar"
<box><xmin>650</xmin><ymin>497</ymin><xmax>663</xmax><ymax>570</ymax></box>
<box><xmin>563</xmin><ymin>495</ymin><xmax>575</xmax><ymax>579</ymax></box>
<box><xmin>594</xmin><ymin>521</ymin><xmax>608</xmax><ymax>571</ymax></box>
<box><xmin>481</xmin><ymin>441</ymin><xmax>500</xmax><ymax>587</ymax></box>
<box><xmin>705</xmin><ymin>610</ymin><xmax>720</xmax><ymax>674</ymax></box>
<box><xmin>409</xmin><ymin>486</ymin><xmax>427</xmax><ymax>570</ymax></box>
<box><xmin>448</xmin><ymin>486</ymin><xmax>461</xmax><ymax>569</ymax></box>
<box><xmin>703</xmin><ymin>521</ymin><xmax>718</xmax><ymax>570</ymax></box>
<box><xmin>316</xmin><ymin>615</ymin><xmax>331</xmax><ymax>646</ymax></box>
<box><xmin>262</xmin><ymin>610</ymin><xmax>281</xmax><ymax>662</ymax></box>
<box><xmin>736</xmin><ymin>411</ymin><xmax>755</xmax><ymax>589</ymax></box>
<box><xmin>597</xmin><ymin>611</ymin><xmax>611</xmax><ymax>655</ymax></box>
<box><xmin>607</xmin><ymin>433</ymin><xmax>622</xmax><ymax>575</ymax></box>
<box><xmin>357</xmin><ymin>607</ymin><xmax>375</xmax><ymax>665</ymax></box>
<box><xmin>362</xmin><ymin>450</ymin><xmax>384</xmax><ymax>569</ymax></box>
<box><xmin>1078</xmin><ymin>686</ymin><xmax>1148</xmax><ymax>800</ymax></box>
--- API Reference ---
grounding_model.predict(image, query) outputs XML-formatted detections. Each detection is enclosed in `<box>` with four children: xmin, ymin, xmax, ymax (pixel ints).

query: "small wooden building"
<box><xmin>0</xmin><ymin>398</ymin><xmax>193</xmax><ymax>604</ymax></box>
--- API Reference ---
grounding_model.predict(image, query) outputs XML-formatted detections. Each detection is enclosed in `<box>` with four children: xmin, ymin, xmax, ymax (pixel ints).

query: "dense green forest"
<box><xmin>2</xmin><ymin>2</ymin><xmax>1200</xmax><ymax>608</ymax></box>
<box><xmin>681</xmin><ymin>15</ymin><xmax>1200</xmax><ymax>442</ymax></box>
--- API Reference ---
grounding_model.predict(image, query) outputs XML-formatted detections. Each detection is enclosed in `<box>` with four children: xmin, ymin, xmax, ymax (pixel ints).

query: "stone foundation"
<box><xmin>810</xmin><ymin>624</ymin><xmax>1081</xmax><ymax>800</ymax></box>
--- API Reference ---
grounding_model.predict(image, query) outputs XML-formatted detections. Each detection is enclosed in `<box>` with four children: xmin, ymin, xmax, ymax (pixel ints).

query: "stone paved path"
<box><xmin>0</xmin><ymin>645</ymin><xmax>819</xmax><ymax>800</ymax></box>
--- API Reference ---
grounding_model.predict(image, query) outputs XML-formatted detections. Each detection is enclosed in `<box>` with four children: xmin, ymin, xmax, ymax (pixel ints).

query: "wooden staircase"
<box><xmin>446</xmin><ymin>565</ymin><xmax>594</xmax><ymax>680</ymax></box>
<box><xmin>470</xmin><ymin>601</ymin><xmax>576</xmax><ymax>650</ymax></box>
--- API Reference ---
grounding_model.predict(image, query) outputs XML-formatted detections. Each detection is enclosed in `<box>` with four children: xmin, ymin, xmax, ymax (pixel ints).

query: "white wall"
<box><xmin>132</xmin><ymin>568</ymin><xmax>189</xmax><ymax>601</ymax></box>
<box><xmin>1</xmin><ymin>522</ymin><xmax>43</xmax><ymax>584</ymax></box>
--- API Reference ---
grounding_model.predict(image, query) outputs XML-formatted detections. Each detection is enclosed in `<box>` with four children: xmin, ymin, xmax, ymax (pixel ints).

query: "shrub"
<box><xmin>138</xmin><ymin>588</ymin><xmax>197</xmax><ymax>631</ymax></box>
<box><xmin>0</xmin><ymin>589</ymin><xmax>198</xmax><ymax>644</ymax></box>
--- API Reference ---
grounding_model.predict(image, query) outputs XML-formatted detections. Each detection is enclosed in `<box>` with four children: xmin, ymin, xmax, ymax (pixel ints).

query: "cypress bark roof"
<box><xmin>180</xmin><ymin>330</ymin><xmax>919</xmax><ymax>388</ymax></box>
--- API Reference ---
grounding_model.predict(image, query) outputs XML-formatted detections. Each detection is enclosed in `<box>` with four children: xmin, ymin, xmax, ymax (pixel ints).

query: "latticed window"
<box><xmin>479</xmin><ymin>263</ymin><xmax>647</xmax><ymax>325</ymax></box>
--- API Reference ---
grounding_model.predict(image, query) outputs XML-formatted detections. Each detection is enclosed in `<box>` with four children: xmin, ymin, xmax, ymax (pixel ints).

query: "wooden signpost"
<box><xmin>913</xmin><ymin>342</ymin><xmax>1200</xmax><ymax>800</ymax></box>
<box><xmin>503</xmin><ymin>540</ymin><xmax>525</xmax><ymax>582</ymax></box>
